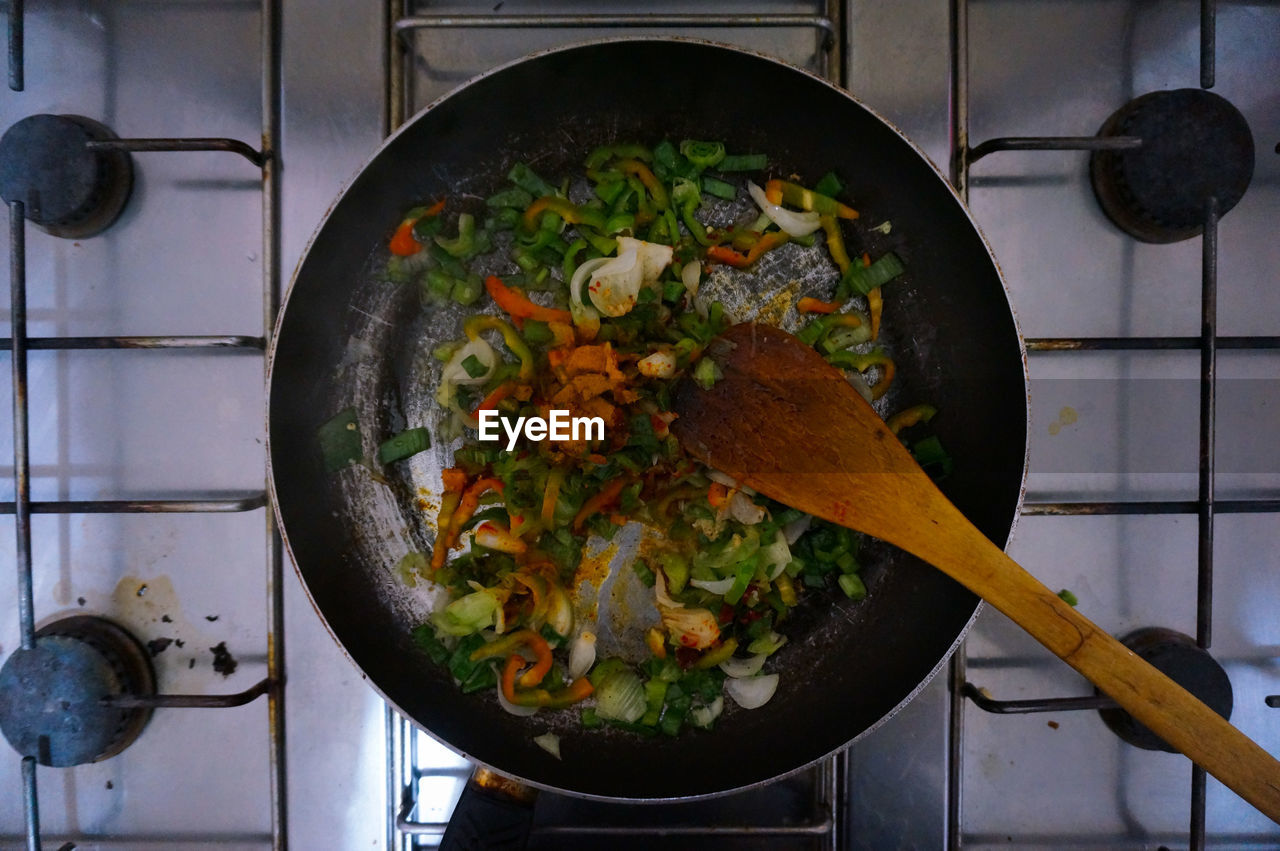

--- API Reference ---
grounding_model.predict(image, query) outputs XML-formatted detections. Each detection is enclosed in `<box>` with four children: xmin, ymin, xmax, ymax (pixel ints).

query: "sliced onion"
<box><xmin>681</xmin><ymin>259</ymin><xmax>702</xmax><ymax>297</ymax></box>
<box><xmin>725</xmin><ymin>673</ymin><xmax>779</xmax><ymax>710</ymax></box>
<box><xmin>782</xmin><ymin>515</ymin><xmax>812</xmax><ymax>546</ymax></box>
<box><xmin>747</xmin><ymin>181</ymin><xmax>821</xmax><ymax>237</ymax></box>
<box><xmin>847</xmin><ymin>370</ymin><xmax>874</xmax><ymax>404</ymax></box>
<box><xmin>496</xmin><ymin>672</ymin><xmax>539</xmax><ymax>716</ymax></box>
<box><xmin>439</xmin><ymin>338</ymin><xmax>497</xmax><ymax>388</ymax></box>
<box><xmin>690</xmin><ymin>695</ymin><xmax>723</xmax><ymax>729</ymax></box>
<box><xmin>637</xmin><ymin>350</ymin><xmax>677</xmax><ymax>379</ymax></box>
<box><xmin>544</xmin><ymin>586</ymin><xmax>573</xmax><ymax>640</ymax></box>
<box><xmin>586</xmin><ymin>247</ymin><xmax>641</xmax><ymax>317</ymax></box>
<box><xmin>567</xmin><ymin>630</ymin><xmax>597</xmax><ymax>679</ymax></box>
<box><xmin>760</xmin><ymin>530</ymin><xmax>792</xmax><ymax>580</ymax></box>
<box><xmin>728</xmin><ymin>491</ymin><xmax>766</xmax><ymax>525</ymax></box>
<box><xmin>719</xmin><ymin>653</ymin><xmax>768</xmax><ymax>679</ymax></box>
<box><xmin>707</xmin><ymin>470</ymin><xmax>740</xmax><ymax>489</ymax></box>
<box><xmin>569</xmin><ymin>257</ymin><xmax>610</xmax><ymax>334</ymax></box>
<box><xmin>617</xmin><ymin>237</ymin><xmax>674</xmax><ymax>285</ymax></box>
<box><xmin>689</xmin><ymin>576</ymin><xmax>735</xmax><ymax>595</ymax></box>
<box><xmin>532</xmin><ymin>732</ymin><xmax>561</xmax><ymax>759</ymax></box>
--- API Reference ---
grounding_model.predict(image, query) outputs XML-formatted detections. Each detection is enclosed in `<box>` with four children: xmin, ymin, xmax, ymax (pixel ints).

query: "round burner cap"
<box><xmin>1097</xmin><ymin>627</ymin><xmax>1233</xmax><ymax>752</ymax></box>
<box><xmin>0</xmin><ymin>114</ymin><xmax>134</xmax><ymax>239</ymax></box>
<box><xmin>0</xmin><ymin>616</ymin><xmax>154</xmax><ymax>766</ymax></box>
<box><xmin>1091</xmin><ymin>89</ymin><xmax>1254</xmax><ymax>243</ymax></box>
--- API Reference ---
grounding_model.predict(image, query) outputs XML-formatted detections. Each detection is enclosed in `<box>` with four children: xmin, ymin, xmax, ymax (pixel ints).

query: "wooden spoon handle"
<box><xmin>886</xmin><ymin>493</ymin><xmax>1280</xmax><ymax>823</ymax></box>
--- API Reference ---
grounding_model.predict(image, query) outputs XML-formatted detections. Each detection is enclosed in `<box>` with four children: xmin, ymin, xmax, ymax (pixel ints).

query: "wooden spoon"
<box><xmin>670</xmin><ymin>322</ymin><xmax>1280</xmax><ymax>823</ymax></box>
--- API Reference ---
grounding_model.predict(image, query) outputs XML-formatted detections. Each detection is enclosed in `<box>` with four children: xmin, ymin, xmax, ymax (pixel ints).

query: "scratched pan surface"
<box><xmin>267</xmin><ymin>38</ymin><xmax>1028</xmax><ymax>800</ymax></box>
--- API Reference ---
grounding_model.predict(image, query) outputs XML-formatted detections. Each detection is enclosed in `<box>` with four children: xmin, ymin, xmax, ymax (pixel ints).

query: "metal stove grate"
<box><xmin>2</xmin><ymin>2</ymin><xmax>287</xmax><ymax>848</ymax></box>
<box><xmin>946</xmin><ymin>0</ymin><xmax>1278</xmax><ymax>848</ymax></box>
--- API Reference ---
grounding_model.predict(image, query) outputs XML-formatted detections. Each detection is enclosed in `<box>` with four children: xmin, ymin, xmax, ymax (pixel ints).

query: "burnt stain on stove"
<box><xmin>146</xmin><ymin>637</ymin><xmax>174</xmax><ymax>657</ymax></box>
<box><xmin>210</xmin><ymin>641</ymin><xmax>238</xmax><ymax>677</ymax></box>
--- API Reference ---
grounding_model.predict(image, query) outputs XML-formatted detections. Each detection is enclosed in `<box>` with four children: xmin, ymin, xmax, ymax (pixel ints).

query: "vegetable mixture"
<box><xmin>327</xmin><ymin>138</ymin><xmax>950</xmax><ymax>744</ymax></box>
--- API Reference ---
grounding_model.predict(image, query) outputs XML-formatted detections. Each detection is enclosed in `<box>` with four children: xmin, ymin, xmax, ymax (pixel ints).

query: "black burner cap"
<box><xmin>0</xmin><ymin>114</ymin><xmax>134</xmax><ymax>239</ymax></box>
<box><xmin>1097</xmin><ymin>627</ymin><xmax>1233</xmax><ymax>752</ymax></box>
<box><xmin>1091</xmin><ymin>89</ymin><xmax>1254</xmax><ymax>243</ymax></box>
<box><xmin>0</xmin><ymin>616</ymin><xmax>154</xmax><ymax>766</ymax></box>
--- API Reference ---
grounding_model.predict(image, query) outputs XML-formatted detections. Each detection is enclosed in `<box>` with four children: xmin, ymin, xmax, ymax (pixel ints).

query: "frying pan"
<box><xmin>267</xmin><ymin>36</ymin><xmax>1027</xmax><ymax>826</ymax></box>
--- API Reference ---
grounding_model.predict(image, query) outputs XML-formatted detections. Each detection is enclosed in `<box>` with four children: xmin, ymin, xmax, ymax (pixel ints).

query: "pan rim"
<box><xmin>266</xmin><ymin>34</ymin><xmax>1031</xmax><ymax>803</ymax></box>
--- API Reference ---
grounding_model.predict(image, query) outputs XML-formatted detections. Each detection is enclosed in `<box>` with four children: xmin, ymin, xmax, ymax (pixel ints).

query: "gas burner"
<box><xmin>0</xmin><ymin>616</ymin><xmax>155</xmax><ymax>767</ymax></box>
<box><xmin>0</xmin><ymin>114</ymin><xmax>134</xmax><ymax>239</ymax></box>
<box><xmin>1097</xmin><ymin>627</ymin><xmax>1233</xmax><ymax>752</ymax></box>
<box><xmin>1090</xmin><ymin>89</ymin><xmax>1254</xmax><ymax>243</ymax></box>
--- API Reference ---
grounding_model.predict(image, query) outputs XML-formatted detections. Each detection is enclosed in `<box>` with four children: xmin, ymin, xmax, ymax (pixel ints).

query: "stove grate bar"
<box><xmin>3</xmin><ymin>0</ymin><xmax>286</xmax><ymax>848</ymax></box>
<box><xmin>86</xmin><ymin>137</ymin><xmax>265</xmax><ymax>167</ymax></box>
<box><xmin>0</xmin><ymin>335</ymin><xmax>265</xmax><ymax>350</ymax></box>
<box><xmin>1022</xmin><ymin>499</ymin><xmax>1280</xmax><ymax>516</ymax></box>
<box><xmin>0</xmin><ymin>494</ymin><xmax>267</xmax><ymax>514</ymax></box>
<box><xmin>968</xmin><ymin>135</ymin><xmax>1141</xmax><ymax>164</ymax></box>
<box><xmin>1027</xmin><ymin>335</ymin><xmax>1280</xmax><ymax>351</ymax></box>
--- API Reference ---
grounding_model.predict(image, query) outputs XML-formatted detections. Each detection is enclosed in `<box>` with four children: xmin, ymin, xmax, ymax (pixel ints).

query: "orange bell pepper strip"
<box><xmin>886</xmin><ymin>404</ymin><xmax>938</xmax><ymax>436</ymax></box>
<box><xmin>768</xmin><ymin>179</ymin><xmax>859</xmax><ymax>219</ymax></box>
<box><xmin>470</xmin><ymin>628</ymin><xmax>553</xmax><ymax>688</ymax></box>
<box><xmin>388</xmin><ymin>199</ymin><xmax>446</xmax><ymax>256</ymax></box>
<box><xmin>484</xmin><ymin>276</ymin><xmax>573</xmax><ymax>324</ymax></box>
<box><xmin>472</xmin><ymin>381</ymin><xmax>516</xmax><ymax>417</ymax></box>
<box><xmin>860</xmin><ymin>254</ymin><xmax>883</xmax><ymax>340</ymax></box>
<box><xmin>501</xmin><ymin>653</ymin><xmax>595</xmax><ymax>708</ymax></box>
<box><xmin>521</xmin><ymin>196</ymin><xmax>607</xmax><ymax>233</ymax></box>
<box><xmin>820</xmin><ymin>214</ymin><xmax>852</xmax><ymax>273</ymax></box>
<box><xmin>705</xmin><ymin>244</ymin><xmax>750</xmax><ymax>268</ymax></box>
<box><xmin>617</xmin><ymin>159</ymin><xmax>669</xmax><ymax>210</ymax></box>
<box><xmin>430</xmin><ymin>467</ymin><xmax>470</xmax><ymax>570</ymax></box>
<box><xmin>444</xmin><ymin>477</ymin><xmax>503</xmax><ymax>549</ymax></box>
<box><xmin>572</xmin><ymin>478</ymin><xmax>627</xmax><ymax>533</ymax></box>
<box><xmin>540</xmin><ymin>467</ymin><xmax>565</xmax><ymax>528</ymax></box>
<box><xmin>744</xmin><ymin>230</ymin><xmax>789</xmax><ymax>265</ymax></box>
<box><xmin>797</xmin><ymin>297</ymin><xmax>841</xmax><ymax>314</ymax></box>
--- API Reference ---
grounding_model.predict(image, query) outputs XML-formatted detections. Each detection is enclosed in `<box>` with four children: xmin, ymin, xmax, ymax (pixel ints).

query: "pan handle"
<box><xmin>440</xmin><ymin>766</ymin><xmax>538</xmax><ymax>851</ymax></box>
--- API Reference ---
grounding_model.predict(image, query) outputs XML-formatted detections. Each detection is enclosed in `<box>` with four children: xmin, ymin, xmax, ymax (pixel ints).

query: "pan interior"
<box><xmin>268</xmin><ymin>39</ymin><xmax>1027</xmax><ymax>800</ymax></box>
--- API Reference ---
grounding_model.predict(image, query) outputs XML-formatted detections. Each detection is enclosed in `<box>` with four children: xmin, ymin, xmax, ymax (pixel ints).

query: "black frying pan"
<box><xmin>267</xmin><ymin>37</ymin><xmax>1027</xmax><ymax>813</ymax></box>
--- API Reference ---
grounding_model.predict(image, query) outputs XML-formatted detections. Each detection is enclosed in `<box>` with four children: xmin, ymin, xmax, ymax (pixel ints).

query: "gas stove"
<box><xmin>2</xmin><ymin>2</ymin><xmax>1277</xmax><ymax>849</ymax></box>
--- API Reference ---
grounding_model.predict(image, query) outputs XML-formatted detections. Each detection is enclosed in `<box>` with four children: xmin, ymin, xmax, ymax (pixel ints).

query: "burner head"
<box><xmin>1098</xmin><ymin>627</ymin><xmax>1233</xmax><ymax>752</ymax></box>
<box><xmin>1090</xmin><ymin>89</ymin><xmax>1254</xmax><ymax>243</ymax></box>
<box><xmin>0</xmin><ymin>114</ymin><xmax>134</xmax><ymax>239</ymax></box>
<box><xmin>0</xmin><ymin>616</ymin><xmax>155</xmax><ymax>766</ymax></box>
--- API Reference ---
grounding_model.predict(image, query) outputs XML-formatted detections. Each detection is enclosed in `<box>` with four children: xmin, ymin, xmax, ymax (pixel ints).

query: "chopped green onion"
<box><xmin>460</xmin><ymin>354</ymin><xmax>487</xmax><ymax>379</ymax></box>
<box><xmin>1057</xmin><ymin>589</ymin><xmax>1079</xmax><ymax>607</ymax></box>
<box><xmin>692</xmin><ymin>357</ymin><xmax>723</xmax><ymax>391</ymax></box>
<box><xmin>839</xmin><ymin>251</ymin><xmax>905</xmax><ymax>297</ymax></box>
<box><xmin>317</xmin><ymin>407</ymin><xmax>361</xmax><ymax>472</ymax></box>
<box><xmin>701</xmin><ymin>175</ymin><xmax>737</xmax><ymax>200</ymax></box>
<box><xmin>716</xmin><ymin>153</ymin><xmax>768</xmax><ymax>171</ymax></box>
<box><xmin>410</xmin><ymin>624</ymin><xmax>449</xmax><ymax>664</ymax></box>
<box><xmin>451</xmin><ymin>274</ymin><xmax>483</xmax><ymax>306</ymax></box>
<box><xmin>912</xmin><ymin>435</ymin><xmax>954</xmax><ymax>479</ymax></box>
<box><xmin>377</xmin><ymin>427</ymin><xmax>430</xmax><ymax>464</ymax></box>
<box><xmin>812</xmin><ymin>171</ymin><xmax>843</xmax><ymax>197</ymax></box>
<box><xmin>507</xmin><ymin>162</ymin><xmax>557</xmax><ymax>198</ymax></box>
<box><xmin>679</xmin><ymin>140</ymin><xmax>726</xmax><ymax>169</ymax></box>
<box><xmin>595</xmin><ymin>668</ymin><xmax>646</xmax><ymax>723</ymax></box>
<box><xmin>837</xmin><ymin>573</ymin><xmax>867</xmax><ymax>600</ymax></box>
<box><xmin>486</xmin><ymin>187</ymin><xmax>533</xmax><ymax>209</ymax></box>
<box><xmin>633</xmin><ymin>560</ymin><xmax>656</xmax><ymax>587</ymax></box>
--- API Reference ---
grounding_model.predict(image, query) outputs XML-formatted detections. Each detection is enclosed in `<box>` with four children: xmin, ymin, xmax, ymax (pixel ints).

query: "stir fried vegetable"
<box><xmin>354</xmin><ymin>138</ymin><xmax>952</xmax><ymax>742</ymax></box>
